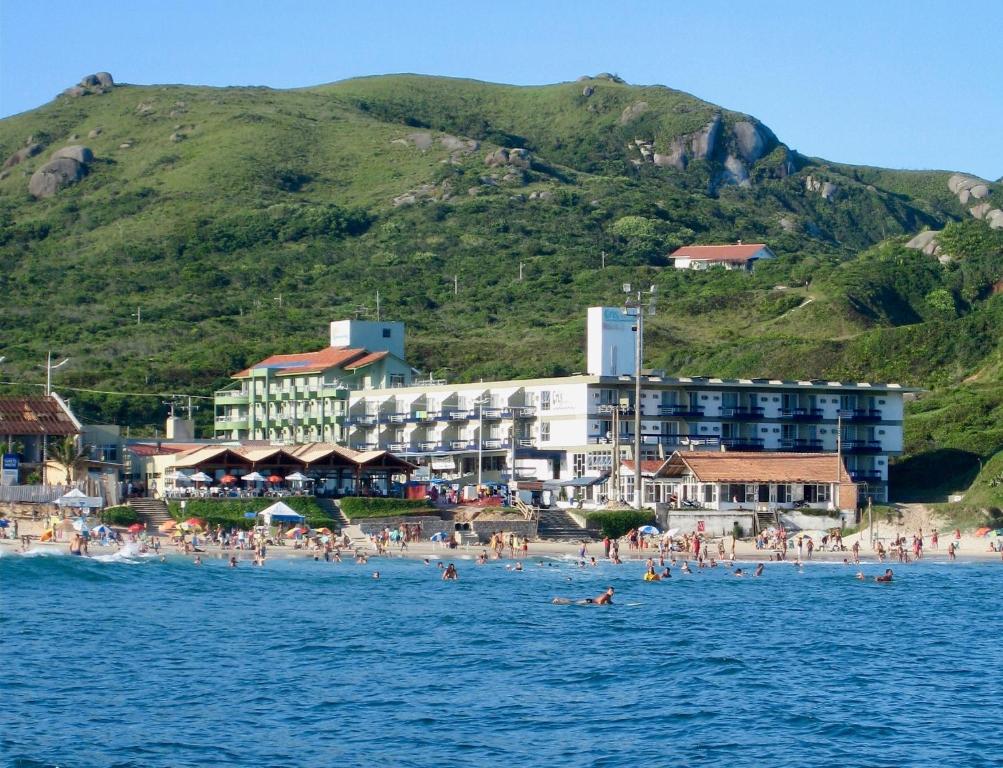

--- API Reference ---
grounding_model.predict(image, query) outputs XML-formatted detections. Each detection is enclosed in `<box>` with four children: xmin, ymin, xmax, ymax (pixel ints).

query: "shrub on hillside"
<box><xmin>167</xmin><ymin>497</ymin><xmax>329</xmax><ymax>530</ymax></box>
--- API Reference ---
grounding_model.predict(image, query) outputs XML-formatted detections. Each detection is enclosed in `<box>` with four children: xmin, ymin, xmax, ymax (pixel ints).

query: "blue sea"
<box><xmin>1</xmin><ymin>548</ymin><xmax>1000</xmax><ymax>767</ymax></box>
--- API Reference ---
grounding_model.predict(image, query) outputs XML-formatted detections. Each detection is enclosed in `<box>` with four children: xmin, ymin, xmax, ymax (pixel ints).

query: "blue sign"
<box><xmin>2</xmin><ymin>454</ymin><xmax>18</xmax><ymax>470</ymax></box>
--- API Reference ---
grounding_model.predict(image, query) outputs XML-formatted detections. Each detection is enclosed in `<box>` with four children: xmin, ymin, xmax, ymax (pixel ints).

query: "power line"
<box><xmin>0</xmin><ymin>380</ymin><xmax>213</xmax><ymax>400</ymax></box>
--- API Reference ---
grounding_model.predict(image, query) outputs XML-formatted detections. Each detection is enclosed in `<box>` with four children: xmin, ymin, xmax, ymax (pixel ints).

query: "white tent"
<box><xmin>285</xmin><ymin>471</ymin><xmax>309</xmax><ymax>482</ymax></box>
<box><xmin>258</xmin><ymin>500</ymin><xmax>305</xmax><ymax>525</ymax></box>
<box><xmin>56</xmin><ymin>488</ymin><xmax>103</xmax><ymax>508</ymax></box>
<box><xmin>189</xmin><ymin>471</ymin><xmax>213</xmax><ymax>483</ymax></box>
<box><xmin>242</xmin><ymin>471</ymin><xmax>266</xmax><ymax>482</ymax></box>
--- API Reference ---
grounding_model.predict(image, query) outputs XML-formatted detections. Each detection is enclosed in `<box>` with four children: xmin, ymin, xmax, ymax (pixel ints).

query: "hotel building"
<box><xmin>214</xmin><ymin>310</ymin><xmax>911</xmax><ymax>504</ymax></box>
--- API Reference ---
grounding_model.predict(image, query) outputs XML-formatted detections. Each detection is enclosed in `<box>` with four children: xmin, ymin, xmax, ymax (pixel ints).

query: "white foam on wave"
<box><xmin>91</xmin><ymin>542</ymin><xmax>152</xmax><ymax>564</ymax></box>
<box><xmin>19</xmin><ymin>547</ymin><xmax>67</xmax><ymax>558</ymax></box>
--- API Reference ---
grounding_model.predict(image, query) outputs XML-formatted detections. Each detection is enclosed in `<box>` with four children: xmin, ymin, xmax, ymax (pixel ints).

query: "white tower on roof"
<box><xmin>587</xmin><ymin>307</ymin><xmax>637</xmax><ymax>376</ymax></box>
<box><xmin>330</xmin><ymin>320</ymin><xmax>405</xmax><ymax>359</ymax></box>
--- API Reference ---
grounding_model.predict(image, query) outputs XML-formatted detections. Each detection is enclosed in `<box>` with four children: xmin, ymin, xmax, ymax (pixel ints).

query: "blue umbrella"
<box><xmin>638</xmin><ymin>525</ymin><xmax>660</xmax><ymax>535</ymax></box>
<box><xmin>430</xmin><ymin>531</ymin><xmax>448</xmax><ymax>542</ymax></box>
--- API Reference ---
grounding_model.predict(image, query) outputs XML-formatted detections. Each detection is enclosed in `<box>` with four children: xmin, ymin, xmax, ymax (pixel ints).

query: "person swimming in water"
<box><xmin>754</xmin><ymin>563</ymin><xmax>764</xmax><ymax>577</ymax></box>
<box><xmin>229</xmin><ymin>556</ymin><xmax>237</xmax><ymax>567</ymax></box>
<box><xmin>442</xmin><ymin>563</ymin><xmax>458</xmax><ymax>580</ymax></box>
<box><xmin>876</xmin><ymin>568</ymin><xmax>894</xmax><ymax>582</ymax></box>
<box><xmin>593</xmin><ymin>586</ymin><xmax>614</xmax><ymax>604</ymax></box>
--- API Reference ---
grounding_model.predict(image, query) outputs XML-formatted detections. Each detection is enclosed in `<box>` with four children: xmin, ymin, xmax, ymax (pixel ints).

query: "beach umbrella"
<box><xmin>220</xmin><ymin>474</ymin><xmax>237</xmax><ymax>485</ymax></box>
<box><xmin>285</xmin><ymin>471</ymin><xmax>308</xmax><ymax>482</ymax></box>
<box><xmin>242</xmin><ymin>471</ymin><xmax>266</xmax><ymax>482</ymax></box>
<box><xmin>285</xmin><ymin>526</ymin><xmax>305</xmax><ymax>538</ymax></box>
<box><xmin>189</xmin><ymin>471</ymin><xmax>213</xmax><ymax>483</ymax></box>
<box><xmin>91</xmin><ymin>524</ymin><xmax>111</xmax><ymax>535</ymax></box>
<box><xmin>0</xmin><ymin>518</ymin><xmax>8</xmax><ymax>529</ymax></box>
<box><xmin>128</xmin><ymin>523</ymin><xmax>144</xmax><ymax>533</ymax></box>
<box><xmin>665</xmin><ymin>528</ymin><xmax>680</xmax><ymax>538</ymax></box>
<box><xmin>313</xmin><ymin>527</ymin><xmax>333</xmax><ymax>536</ymax></box>
<box><xmin>430</xmin><ymin>531</ymin><xmax>448</xmax><ymax>542</ymax></box>
<box><xmin>268</xmin><ymin>474</ymin><xmax>284</xmax><ymax>483</ymax></box>
<box><xmin>158</xmin><ymin>520</ymin><xmax>177</xmax><ymax>533</ymax></box>
<box><xmin>172</xmin><ymin>471</ymin><xmax>192</xmax><ymax>485</ymax></box>
<box><xmin>639</xmin><ymin>525</ymin><xmax>660</xmax><ymax>535</ymax></box>
<box><xmin>975</xmin><ymin>526</ymin><xmax>992</xmax><ymax>537</ymax></box>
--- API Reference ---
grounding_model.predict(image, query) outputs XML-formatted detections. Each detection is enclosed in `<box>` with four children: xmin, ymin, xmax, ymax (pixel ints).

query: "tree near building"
<box><xmin>47</xmin><ymin>437</ymin><xmax>92</xmax><ymax>484</ymax></box>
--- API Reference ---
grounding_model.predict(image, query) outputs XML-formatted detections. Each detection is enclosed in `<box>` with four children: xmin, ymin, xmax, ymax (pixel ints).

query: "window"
<box><xmin>803</xmin><ymin>484</ymin><xmax>831</xmax><ymax>503</ymax></box>
<box><xmin>389</xmin><ymin>374</ymin><xmax>404</xmax><ymax>386</ymax></box>
<box><xmin>540</xmin><ymin>391</ymin><xmax>551</xmax><ymax>411</ymax></box>
<box><xmin>573</xmin><ymin>453</ymin><xmax>585</xmax><ymax>478</ymax></box>
<box><xmin>540</xmin><ymin>422</ymin><xmax>550</xmax><ymax>441</ymax></box>
<box><xmin>382</xmin><ymin>328</ymin><xmax>392</xmax><ymax>338</ymax></box>
<box><xmin>776</xmin><ymin>484</ymin><xmax>792</xmax><ymax>503</ymax></box>
<box><xmin>702</xmin><ymin>484</ymin><xmax>716</xmax><ymax>503</ymax></box>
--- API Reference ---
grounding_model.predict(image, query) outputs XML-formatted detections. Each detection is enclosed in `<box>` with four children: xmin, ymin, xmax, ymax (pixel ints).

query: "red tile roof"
<box><xmin>621</xmin><ymin>460</ymin><xmax>669</xmax><ymax>475</ymax></box>
<box><xmin>233</xmin><ymin>347</ymin><xmax>369</xmax><ymax>378</ymax></box>
<box><xmin>0</xmin><ymin>396</ymin><xmax>79</xmax><ymax>436</ymax></box>
<box><xmin>345</xmin><ymin>350</ymin><xmax>389</xmax><ymax>370</ymax></box>
<box><xmin>662</xmin><ymin>451</ymin><xmax>851</xmax><ymax>484</ymax></box>
<box><xmin>670</xmin><ymin>244</ymin><xmax>771</xmax><ymax>263</ymax></box>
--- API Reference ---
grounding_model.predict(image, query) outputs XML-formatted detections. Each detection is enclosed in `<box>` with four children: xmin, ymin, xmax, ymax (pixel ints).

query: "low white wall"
<box><xmin>655</xmin><ymin>510</ymin><xmax>757</xmax><ymax>538</ymax></box>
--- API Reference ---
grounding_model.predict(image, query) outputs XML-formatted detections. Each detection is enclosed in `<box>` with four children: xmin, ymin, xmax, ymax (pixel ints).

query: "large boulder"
<box><xmin>655</xmin><ymin>115</ymin><xmax>722</xmax><ymax>171</ymax></box>
<box><xmin>618</xmin><ymin>101</ymin><xmax>649</xmax><ymax>125</ymax></box>
<box><xmin>987</xmin><ymin>210</ymin><xmax>1003</xmax><ymax>230</ymax></box>
<box><xmin>3</xmin><ymin>142</ymin><xmax>42</xmax><ymax>170</ymax></box>
<box><xmin>905</xmin><ymin>230</ymin><xmax>941</xmax><ymax>257</ymax></box>
<box><xmin>51</xmin><ymin>145</ymin><xmax>94</xmax><ymax>164</ymax></box>
<box><xmin>721</xmin><ymin>155</ymin><xmax>749</xmax><ymax>185</ymax></box>
<box><xmin>28</xmin><ymin>158</ymin><xmax>86</xmax><ymax>198</ymax></box>
<box><xmin>94</xmin><ymin>72</ymin><xmax>114</xmax><ymax>87</ymax></box>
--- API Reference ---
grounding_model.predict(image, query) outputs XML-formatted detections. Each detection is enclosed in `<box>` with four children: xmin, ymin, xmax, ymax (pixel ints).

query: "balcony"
<box><xmin>512</xmin><ymin>406</ymin><xmax>536</xmax><ymax>418</ymax></box>
<box><xmin>482</xmin><ymin>439</ymin><xmax>511</xmax><ymax>450</ymax></box>
<box><xmin>781</xmin><ymin>408</ymin><xmax>824</xmax><ymax>421</ymax></box>
<box><xmin>720</xmin><ymin>406</ymin><xmax>765</xmax><ymax>420</ymax></box>
<box><xmin>450</xmin><ymin>440</ymin><xmax>476</xmax><ymax>450</ymax></box>
<box><xmin>446</xmin><ymin>410</ymin><xmax>472</xmax><ymax>422</ymax></box>
<box><xmin>387</xmin><ymin>413</ymin><xmax>410</xmax><ymax>424</ymax></box>
<box><xmin>351</xmin><ymin>442</ymin><xmax>379</xmax><ymax>451</ymax></box>
<box><xmin>721</xmin><ymin>437</ymin><xmax>766</xmax><ymax>451</ymax></box>
<box><xmin>346</xmin><ymin>414</ymin><xmax>379</xmax><ymax>427</ymax></box>
<box><xmin>845</xmin><ymin>439</ymin><xmax>883</xmax><ymax>454</ymax></box>
<box><xmin>840</xmin><ymin>409</ymin><xmax>883</xmax><ymax>423</ymax></box>
<box><xmin>779</xmin><ymin>438</ymin><xmax>824</xmax><ymax>452</ymax></box>
<box><xmin>215</xmin><ymin>389</ymin><xmax>249</xmax><ymax>405</ymax></box>
<box><xmin>851</xmin><ymin>470</ymin><xmax>884</xmax><ymax>483</ymax></box>
<box><xmin>659</xmin><ymin>404</ymin><xmax>705</xmax><ymax>419</ymax></box>
<box><xmin>213</xmin><ymin>417</ymin><xmax>248</xmax><ymax>431</ymax></box>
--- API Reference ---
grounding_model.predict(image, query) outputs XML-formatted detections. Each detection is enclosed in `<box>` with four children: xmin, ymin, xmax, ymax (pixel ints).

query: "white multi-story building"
<box><xmin>215</xmin><ymin>310</ymin><xmax>912</xmax><ymax>503</ymax></box>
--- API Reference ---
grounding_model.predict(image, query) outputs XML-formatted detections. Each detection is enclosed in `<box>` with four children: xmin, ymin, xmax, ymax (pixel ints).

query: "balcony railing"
<box><xmin>659</xmin><ymin>404</ymin><xmax>705</xmax><ymax>418</ymax></box>
<box><xmin>779</xmin><ymin>438</ymin><xmax>824</xmax><ymax>451</ymax></box>
<box><xmin>845</xmin><ymin>439</ymin><xmax>883</xmax><ymax>454</ymax></box>
<box><xmin>346</xmin><ymin>415</ymin><xmax>379</xmax><ymax>426</ymax></box>
<box><xmin>446</xmin><ymin>410</ymin><xmax>472</xmax><ymax>421</ymax></box>
<box><xmin>839</xmin><ymin>409</ymin><xmax>883</xmax><ymax>422</ymax></box>
<box><xmin>851</xmin><ymin>470</ymin><xmax>884</xmax><ymax>483</ymax></box>
<box><xmin>781</xmin><ymin>408</ymin><xmax>825</xmax><ymax>421</ymax></box>
<box><xmin>721</xmin><ymin>437</ymin><xmax>766</xmax><ymax>450</ymax></box>
<box><xmin>720</xmin><ymin>406</ymin><xmax>765</xmax><ymax>419</ymax></box>
<box><xmin>214</xmin><ymin>389</ymin><xmax>249</xmax><ymax>404</ymax></box>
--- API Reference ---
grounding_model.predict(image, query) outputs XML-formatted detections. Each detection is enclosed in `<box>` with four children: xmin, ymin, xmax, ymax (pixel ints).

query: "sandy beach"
<box><xmin>4</xmin><ymin>512</ymin><xmax>1002</xmax><ymax>564</ymax></box>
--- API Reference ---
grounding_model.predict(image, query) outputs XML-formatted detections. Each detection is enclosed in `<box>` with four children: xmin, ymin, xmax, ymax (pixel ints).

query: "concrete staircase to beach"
<box><xmin>316</xmin><ymin>497</ymin><xmax>349</xmax><ymax>529</ymax></box>
<box><xmin>537</xmin><ymin>508</ymin><xmax>592</xmax><ymax>541</ymax></box>
<box><xmin>755</xmin><ymin>509</ymin><xmax>778</xmax><ymax>534</ymax></box>
<box><xmin>128</xmin><ymin>498</ymin><xmax>171</xmax><ymax>532</ymax></box>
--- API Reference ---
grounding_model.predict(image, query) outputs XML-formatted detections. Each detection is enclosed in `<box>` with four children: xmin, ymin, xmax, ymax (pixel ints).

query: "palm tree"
<box><xmin>47</xmin><ymin>436</ymin><xmax>92</xmax><ymax>484</ymax></box>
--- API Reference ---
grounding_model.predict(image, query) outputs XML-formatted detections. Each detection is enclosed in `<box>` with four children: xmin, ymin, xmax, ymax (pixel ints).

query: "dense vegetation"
<box><xmin>167</xmin><ymin>497</ymin><xmax>330</xmax><ymax>530</ymax></box>
<box><xmin>1</xmin><ymin>73</ymin><xmax>1002</xmax><ymax>501</ymax></box>
<box><xmin>585</xmin><ymin>510</ymin><xmax>657</xmax><ymax>539</ymax></box>
<box><xmin>338</xmin><ymin>497</ymin><xmax>436</xmax><ymax>519</ymax></box>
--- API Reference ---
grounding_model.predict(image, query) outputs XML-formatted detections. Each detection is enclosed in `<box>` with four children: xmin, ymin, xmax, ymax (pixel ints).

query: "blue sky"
<box><xmin>2</xmin><ymin>0</ymin><xmax>1000</xmax><ymax>179</ymax></box>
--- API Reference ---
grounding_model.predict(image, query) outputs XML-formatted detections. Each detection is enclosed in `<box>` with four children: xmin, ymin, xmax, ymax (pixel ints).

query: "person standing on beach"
<box><xmin>931</xmin><ymin>529</ymin><xmax>939</xmax><ymax>549</ymax></box>
<box><xmin>603</xmin><ymin>536</ymin><xmax>611</xmax><ymax>559</ymax></box>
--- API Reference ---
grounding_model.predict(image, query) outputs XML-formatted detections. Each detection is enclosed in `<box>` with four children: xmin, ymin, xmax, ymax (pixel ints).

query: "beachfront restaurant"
<box><xmin>623</xmin><ymin>450</ymin><xmax>859</xmax><ymax>515</ymax></box>
<box><xmin>164</xmin><ymin>442</ymin><xmax>415</xmax><ymax>497</ymax></box>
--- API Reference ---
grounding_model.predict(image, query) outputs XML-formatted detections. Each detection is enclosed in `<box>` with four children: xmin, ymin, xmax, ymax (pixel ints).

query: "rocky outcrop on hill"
<box><xmin>28</xmin><ymin>158</ymin><xmax>87</xmax><ymax>198</ymax></box>
<box><xmin>905</xmin><ymin>230</ymin><xmax>942</xmax><ymax>258</ymax></box>
<box><xmin>392</xmin><ymin>132</ymin><xmax>478</xmax><ymax>162</ymax></box>
<box><xmin>3</xmin><ymin>142</ymin><xmax>42</xmax><ymax>170</ymax></box>
<box><xmin>804</xmin><ymin>175</ymin><xmax>838</xmax><ymax>200</ymax></box>
<box><xmin>484</xmin><ymin>147</ymin><xmax>531</xmax><ymax>168</ymax></box>
<box><xmin>949</xmin><ymin>173</ymin><xmax>1002</xmax><ymax>229</ymax></box>
<box><xmin>619</xmin><ymin>101</ymin><xmax>648</xmax><ymax>125</ymax></box>
<box><xmin>61</xmin><ymin>72</ymin><xmax>114</xmax><ymax>99</ymax></box>
<box><xmin>26</xmin><ymin>145</ymin><xmax>95</xmax><ymax>198</ymax></box>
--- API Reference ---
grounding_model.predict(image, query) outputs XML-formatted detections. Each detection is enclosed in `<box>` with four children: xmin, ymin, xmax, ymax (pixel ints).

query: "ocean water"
<box><xmin>1</xmin><ymin>549</ymin><xmax>1000</xmax><ymax>768</ymax></box>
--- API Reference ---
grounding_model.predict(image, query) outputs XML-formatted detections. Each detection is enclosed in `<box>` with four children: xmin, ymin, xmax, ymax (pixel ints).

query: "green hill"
<box><xmin>2</xmin><ymin>72</ymin><xmax>1002</xmax><ymax>501</ymax></box>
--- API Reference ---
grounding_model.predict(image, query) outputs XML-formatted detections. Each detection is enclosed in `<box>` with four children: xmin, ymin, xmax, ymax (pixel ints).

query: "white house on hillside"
<box><xmin>671</xmin><ymin>243</ymin><xmax>777</xmax><ymax>271</ymax></box>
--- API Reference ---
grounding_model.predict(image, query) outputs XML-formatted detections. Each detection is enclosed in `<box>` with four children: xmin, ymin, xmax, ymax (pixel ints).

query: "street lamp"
<box><xmin>624</xmin><ymin>284</ymin><xmax>657</xmax><ymax>511</ymax></box>
<box><xmin>45</xmin><ymin>351</ymin><xmax>69</xmax><ymax>396</ymax></box>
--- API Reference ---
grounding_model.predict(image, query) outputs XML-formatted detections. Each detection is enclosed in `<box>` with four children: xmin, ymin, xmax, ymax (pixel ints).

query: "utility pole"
<box><xmin>132</xmin><ymin>306</ymin><xmax>142</xmax><ymax>325</ymax></box>
<box><xmin>601</xmin><ymin>250</ymin><xmax>606</xmax><ymax>269</ymax></box>
<box><xmin>519</xmin><ymin>262</ymin><xmax>524</xmax><ymax>281</ymax></box>
<box><xmin>454</xmin><ymin>275</ymin><xmax>459</xmax><ymax>295</ymax></box>
<box><xmin>376</xmin><ymin>290</ymin><xmax>381</xmax><ymax>322</ymax></box>
<box><xmin>624</xmin><ymin>284</ymin><xmax>657</xmax><ymax>511</ymax></box>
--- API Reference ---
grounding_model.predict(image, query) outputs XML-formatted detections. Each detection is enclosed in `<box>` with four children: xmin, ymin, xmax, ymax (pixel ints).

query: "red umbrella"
<box><xmin>127</xmin><ymin>523</ymin><xmax>144</xmax><ymax>533</ymax></box>
<box><xmin>268</xmin><ymin>474</ymin><xmax>283</xmax><ymax>483</ymax></box>
<box><xmin>184</xmin><ymin>517</ymin><xmax>206</xmax><ymax>528</ymax></box>
<box><xmin>220</xmin><ymin>474</ymin><xmax>237</xmax><ymax>484</ymax></box>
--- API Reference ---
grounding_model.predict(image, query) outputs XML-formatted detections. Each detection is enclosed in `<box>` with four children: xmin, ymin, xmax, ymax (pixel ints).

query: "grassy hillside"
<box><xmin>2</xmin><ymin>73</ymin><xmax>1003</xmax><ymax>501</ymax></box>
